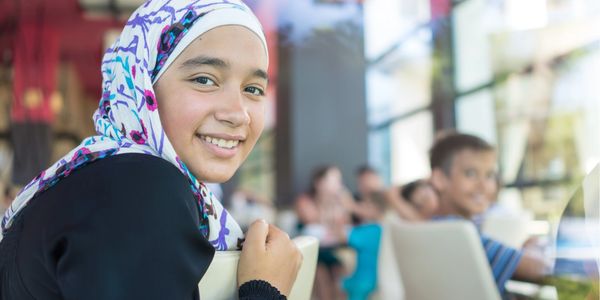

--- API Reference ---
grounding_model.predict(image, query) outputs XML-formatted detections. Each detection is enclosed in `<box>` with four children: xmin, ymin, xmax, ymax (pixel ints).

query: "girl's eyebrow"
<box><xmin>253</xmin><ymin>69</ymin><xmax>268</xmax><ymax>81</ymax></box>
<box><xmin>180</xmin><ymin>56</ymin><xmax>228</xmax><ymax>70</ymax></box>
<box><xmin>180</xmin><ymin>55</ymin><xmax>268</xmax><ymax>81</ymax></box>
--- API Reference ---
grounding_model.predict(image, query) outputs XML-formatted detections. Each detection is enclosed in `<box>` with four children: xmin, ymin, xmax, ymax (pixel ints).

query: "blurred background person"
<box><xmin>340</xmin><ymin>190</ymin><xmax>387</xmax><ymax>300</ymax></box>
<box><xmin>353</xmin><ymin>165</ymin><xmax>385</xmax><ymax>225</ymax></box>
<box><xmin>354</xmin><ymin>165</ymin><xmax>385</xmax><ymax>202</ymax></box>
<box><xmin>400</xmin><ymin>179</ymin><xmax>439</xmax><ymax>220</ymax></box>
<box><xmin>295</xmin><ymin>165</ymin><xmax>354</xmax><ymax>300</ymax></box>
<box><xmin>429</xmin><ymin>132</ymin><xmax>551</xmax><ymax>295</ymax></box>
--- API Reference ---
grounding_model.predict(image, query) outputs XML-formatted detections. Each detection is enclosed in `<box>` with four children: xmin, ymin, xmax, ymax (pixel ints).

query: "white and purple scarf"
<box><xmin>2</xmin><ymin>0</ymin><xmax>268</xmax><ymax>251</ymax></box>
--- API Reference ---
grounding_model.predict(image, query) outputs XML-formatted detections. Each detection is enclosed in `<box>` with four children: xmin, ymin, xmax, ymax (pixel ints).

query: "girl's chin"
<box><xmin>189</xmin><ymin>164</ymin><xmax>237</xmax><ymax>183</ymax></box>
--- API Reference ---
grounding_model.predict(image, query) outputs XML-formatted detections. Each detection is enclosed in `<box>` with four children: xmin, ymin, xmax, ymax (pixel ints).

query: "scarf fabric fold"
<box><xmin>3</xmin><ymin>0</ymin><xmax>268</xmax><ymax>251</ymax></box>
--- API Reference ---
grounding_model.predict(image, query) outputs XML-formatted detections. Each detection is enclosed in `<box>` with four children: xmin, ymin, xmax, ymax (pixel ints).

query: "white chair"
<box><xmin>481</xmin><ymin>211</ymin><xmax>533</xmax><ymax>249</ymax></box>
<box><xmin>388</xmin><ymin>220</ymin><xmax>501</xmax><ymax>300</ymax></box>
<box><xmin>375</xmin><ymin>213</ymin><xmax>406</xmax><ymax>300</ymax></box>
<box><xmin>198</xmin><ymin>236</ymin><xmax>319</xmax><ymax>300</ymax></box>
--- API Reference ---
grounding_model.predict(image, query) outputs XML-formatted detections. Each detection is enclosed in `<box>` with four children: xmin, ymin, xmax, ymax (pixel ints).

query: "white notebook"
<box><xmin>198</xmin><ymin>236</ymin><xmax>319</xmax><ymax>300</ymax></box>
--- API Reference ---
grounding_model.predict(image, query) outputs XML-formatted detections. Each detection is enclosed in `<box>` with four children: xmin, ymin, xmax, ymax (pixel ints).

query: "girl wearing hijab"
<box><xmin>0</xmin><ymin>1</ymin><xmax>301</xmax><ymax>299</ymax></box>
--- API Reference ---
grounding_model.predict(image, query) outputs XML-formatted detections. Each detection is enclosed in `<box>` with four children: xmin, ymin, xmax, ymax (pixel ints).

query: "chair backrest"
<box><xmin>388</xmin><ymin>220</ymin><xmax>501</xmax><ymax>300</ymax></box>
<box><xmin>198</xmin><ymin>236</ymin><xmax>319</xmax><ymax>300</ymax></box>
<box><xmin>376</xmin><ymin>215</ymin><xmax>407</xmax><ymax>300</ymax></box>
<box><xmin>481</xmin><ymin>212</ymin><xmax>533</xmax><ymax>248</ymax></box>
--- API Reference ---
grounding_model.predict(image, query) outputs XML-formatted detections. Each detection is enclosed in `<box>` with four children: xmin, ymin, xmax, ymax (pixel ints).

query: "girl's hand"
<box><xmin>238</xmin><ymin>220</ymin><xmax>303</xmax><ymax>296</ymax></box>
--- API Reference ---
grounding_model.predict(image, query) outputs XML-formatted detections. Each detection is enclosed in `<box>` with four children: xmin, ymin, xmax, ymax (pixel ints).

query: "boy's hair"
<box><xmin>401</xmin><ymin>179</ymin><xmax>428</xmax><ymax>203</ymax></box>
<box><xmin>429</xmin><ymin>132</ymin><xmax>494</xmax><ymax>175</ymax></box>
<box><xmin>356</xmin><ymin>164</ymin><xmax>377</xmax><ymax>177</ymax></box>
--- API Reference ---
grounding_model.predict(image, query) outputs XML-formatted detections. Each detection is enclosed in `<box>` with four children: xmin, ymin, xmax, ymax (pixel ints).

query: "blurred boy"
<box><xmin>355</xmin><ymin>165</ymin><xmax>385</xmax><ymax>202</ymax></box>
<box><xmin>353</xmin><ymin>165</ymin><xmax>386</xmax><ymax>224</ymax></box>
<box><xmin>429</xmin><ymin>132</ymin><xmax>549</xmax><ymax>294</ymax></box>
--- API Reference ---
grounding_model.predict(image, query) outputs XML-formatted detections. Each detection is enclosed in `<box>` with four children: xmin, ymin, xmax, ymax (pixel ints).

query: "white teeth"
<box><xmin>200</xmin><ymin>135</ymin><xmax>240</xmax><ymax>149</ymax></box>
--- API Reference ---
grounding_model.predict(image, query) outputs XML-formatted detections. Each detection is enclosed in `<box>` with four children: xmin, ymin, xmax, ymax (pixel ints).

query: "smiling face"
<box><xmin>154</xmin><ymin>25</ymin><xmax>268</xmax><ymax>183</ymax></box>
<box><xmin>432</xmin><ymin>149</ymin><xmax>498</xmax><ymax>219</ymax></box>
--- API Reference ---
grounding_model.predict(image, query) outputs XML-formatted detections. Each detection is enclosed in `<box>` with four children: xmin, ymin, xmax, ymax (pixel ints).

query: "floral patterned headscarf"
<box><xmin>2</xmin><ymin>0</ymin><xmax>268</xmax><ymax>251</ymax></box>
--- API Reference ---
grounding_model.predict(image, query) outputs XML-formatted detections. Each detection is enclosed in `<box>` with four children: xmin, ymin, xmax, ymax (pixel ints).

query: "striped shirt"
<box><xmin>481</xmin><ymin>234</ymin><xmax>523</xmax><ymax>294</ymax></box>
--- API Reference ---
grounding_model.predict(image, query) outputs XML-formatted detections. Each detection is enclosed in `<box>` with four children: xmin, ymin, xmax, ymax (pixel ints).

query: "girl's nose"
<box><xmin>214</xmin><ymin>88</ymin><xmax>250</xmax><ymax>127</ymax></box>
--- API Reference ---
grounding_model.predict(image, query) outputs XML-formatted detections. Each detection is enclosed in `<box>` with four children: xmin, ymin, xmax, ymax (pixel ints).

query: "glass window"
<box><xmin>389</xmin><ymin>111</ymin><xmax>433</xmax><ymax>185</ymax></box>
<box><xmin>456</xmin><ymin>89</ymin><xmax>497</xmax><ymax>145</ymax></box>
<box><xmin>364</xmin><ymin>0</ymin><xmax>434</xmax><ymax>184</ymax></box>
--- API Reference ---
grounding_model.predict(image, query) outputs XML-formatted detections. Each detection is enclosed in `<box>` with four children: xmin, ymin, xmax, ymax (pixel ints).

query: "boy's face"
<box><xmin>432</xmin><ymin>149</ymin><xmax>498</xmax><ymax>218</ymax></box>
<box><xmin>357</xmin><ymin>171</ymin><xmax>383</xmax><ymax>197</ymax></box>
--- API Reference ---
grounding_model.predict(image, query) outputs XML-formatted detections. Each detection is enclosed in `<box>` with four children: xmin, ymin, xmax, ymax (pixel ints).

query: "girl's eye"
<box><xmin>193</xmin><ymin>76</ymin><xmax>216</xmax><ymax>86</ymax></box>
<box><xmin>245</xmin><ymin>86</ymin><xmax>265</xmax><ymax>96</ymax></box>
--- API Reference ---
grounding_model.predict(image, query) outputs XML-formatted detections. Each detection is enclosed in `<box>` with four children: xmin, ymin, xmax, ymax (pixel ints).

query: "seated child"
<box><xmin>429</xmin><ymin>132</ymin><xmax>550</xmax><ymax>295</ymax></box>
<box><xmin>339</xmin><ymin>191</ymin><xmax>386</xmax><ymax>300</ymax></box>
<box><xmin>400</xmin><ymin>179</ymin><xmax>439</xmax><ymax>220</ymax></box>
